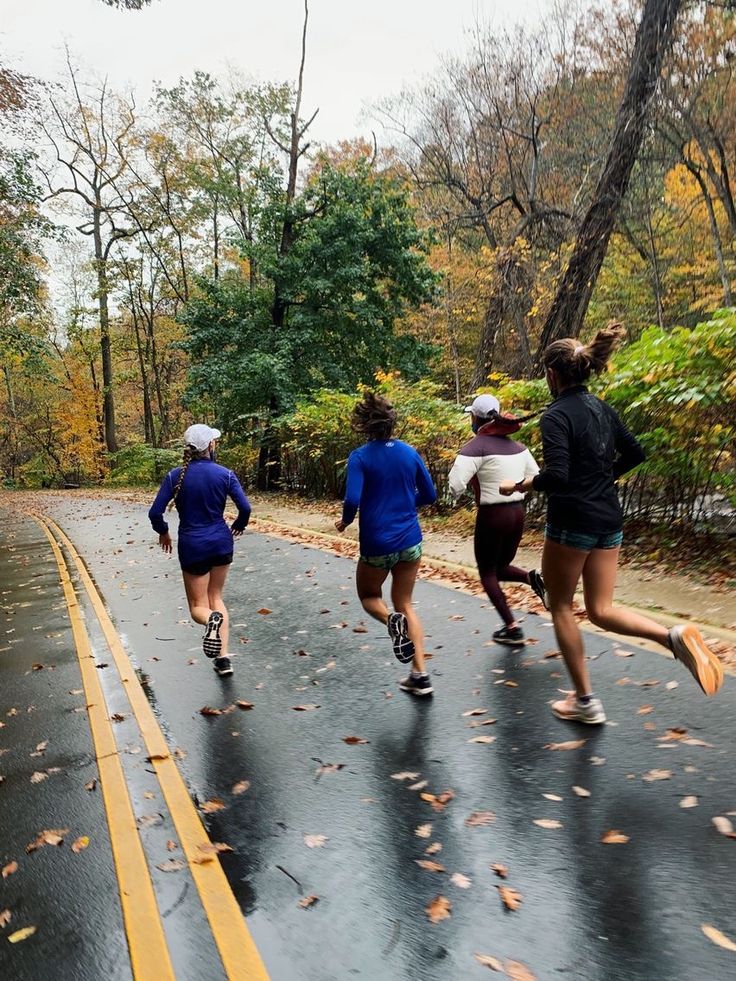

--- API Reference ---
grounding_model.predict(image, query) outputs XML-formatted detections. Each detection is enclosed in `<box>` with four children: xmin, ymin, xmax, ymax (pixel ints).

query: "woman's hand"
<box><xmin>231</xmin><ymin>525</ymin><xmax>243</xmax><ymax>538</ymax></box>
<box><xmin>498</xmin><ymin>481</ymin><xmax>517</xmax><ymax>497</ymax></box>
<box><xmin>159</xmin><ymin>532</ymin><xmax>173</xmax><ymax>553</ymax></box>
<box><xmin>334</xmin><ymin>519</ymin><xmax>347</xmax><ymax>533</ymax></box>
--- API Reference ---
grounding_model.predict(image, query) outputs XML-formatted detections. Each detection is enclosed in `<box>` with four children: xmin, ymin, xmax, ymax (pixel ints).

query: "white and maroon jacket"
<box><xmin>448</xmin><ymin>423</ymin><xmax>539</xmax><ymax>506</ymax></box>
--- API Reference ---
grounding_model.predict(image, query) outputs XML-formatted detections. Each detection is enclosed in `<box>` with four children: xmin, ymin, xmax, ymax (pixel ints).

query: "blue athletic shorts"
<box><xmin>545</xmin><ymin>525</ymin><xmax>623</xmax><ymax>552</ymax></box>
<box><xmin>359</xmin><ymin>544</ymin><xmax>423</xmax><ymax>570</ymax></box>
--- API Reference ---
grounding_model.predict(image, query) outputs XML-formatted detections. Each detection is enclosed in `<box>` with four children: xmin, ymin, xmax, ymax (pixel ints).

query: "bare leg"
<box><xmin>390</xmin><ymin>559</ymin><xmax>426</xmax><ymax>673</ymax></box>
<box><xmin>183</xmin><ymin>571</ymin><xmax>212</xmax><ymax>626</ymax></box>
<box><xmin>207</xmin><ymin>563</ymin><xmax>231</xmax><ymax>655</ymax></box>
<box><xmin>542</xmin><ymin>539</ymin><xmax>590</xmax><ymax>696</ymax></box>
<box><xmin>356</xmin><ymin>561</ymin><xmax>390</xmax><ymax>624</ymax></box>
<box><xmin>582</xmin><ymin>548</ymin><xmax>669</xmax><ymax>647</ymax></box>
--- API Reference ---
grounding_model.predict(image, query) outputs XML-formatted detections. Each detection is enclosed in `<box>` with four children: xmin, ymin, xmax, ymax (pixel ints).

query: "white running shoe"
<box><xmin>551</xmin><ymin>692</ymin><xmax>606</xmax><ymax>725</ymax></box>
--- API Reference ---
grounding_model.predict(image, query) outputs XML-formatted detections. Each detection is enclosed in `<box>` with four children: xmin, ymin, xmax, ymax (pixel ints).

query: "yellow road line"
<box><xmin>35</xmin><ymin>517</ymin><xmax>175</xmax><ymax>981</ymax></box>
<box><xmin>38</xmin><ymin>512</ymin><xmax>270</xmax><ymax>981</ymax></box>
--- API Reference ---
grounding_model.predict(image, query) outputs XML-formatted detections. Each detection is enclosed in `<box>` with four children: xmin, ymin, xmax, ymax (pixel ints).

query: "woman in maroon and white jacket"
<box><xmin>449</xmin><ymin>394</ymin><xmax>547</xmax><ymax>646</ymax></box>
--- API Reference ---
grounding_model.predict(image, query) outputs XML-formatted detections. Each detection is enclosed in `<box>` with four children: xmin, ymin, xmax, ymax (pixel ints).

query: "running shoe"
<box><xmin>399</xmin><ymin>673</ymin><xmax>433</xmax><ymax>696</ymax></box>
<box><xmin>387</xmin><ymin>612</ymin><xmax>415</xmax><ymax>664</ymax></box>
<box><xmin>529</xmin><ymin>569</ymin><xmax>548</xmax><ymax>610</ymax></box>
<box><xmin>213</xmin><ymin>655</ymin><xmax>233</xmax><ymax>677</ymax></box>
<box><xmin>492</xmin><ymin>625</ymin><xmax>525</xmax><ymax>647</ymax></box>
<box><xmin>202</xmin><ymin>611</ymin><xmax>224</xmax><ymax>659</ymax></box>
<box><xmin>668</xmin><ymin>625</ymin><xmax>723</xmax><ymax>696</ymax></box>
<box><xmin>551</xmin><ymin>692</ymin><xmax>606</xmax><ymax>725</ymax></box>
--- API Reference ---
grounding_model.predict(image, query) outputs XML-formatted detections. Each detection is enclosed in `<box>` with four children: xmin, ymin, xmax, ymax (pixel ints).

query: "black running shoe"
<box><xmin>528</xmin><ymin>569</ymin><xmax>548</xmax><ymax>610</ymax></box>
<box><xmin>203</xmin><ymin>611</ymin><xmax>224</xmax><ymax>659</ymax></box>
<box><xmin>399</xmin><ymin>673</ymin><xmax>433</xmax><ymax>696</ymax></box>
<box><xmin>213</xmin><ymin>655</ymin><xmax>233</xmax><ymax>677</ymax></box>
<box><xmin>387</xmin><ymin>612</ymin><xmax>415</xmax><ymax>664</ymax></box>
<box><xmin>493</xmin><ymin>625</ymin><xmax>525</xmax><ymax>647</ymax></box>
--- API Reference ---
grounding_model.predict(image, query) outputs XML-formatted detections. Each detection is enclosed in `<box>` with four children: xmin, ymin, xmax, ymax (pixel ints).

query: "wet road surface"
<box><xmin>1</xmin><ymin>493</ymin><xmax>735</xmax><ymax>980</ymax></box>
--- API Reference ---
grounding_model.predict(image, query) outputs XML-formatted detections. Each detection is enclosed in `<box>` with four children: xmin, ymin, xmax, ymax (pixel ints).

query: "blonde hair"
<box><xmin>542</xmin><ymin>322</ymin><xmax>626</xmax><ymax>385</ymax></box>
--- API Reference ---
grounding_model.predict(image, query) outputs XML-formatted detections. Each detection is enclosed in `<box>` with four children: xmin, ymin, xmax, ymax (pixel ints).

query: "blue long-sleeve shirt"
<box><xmin>341</xmin><ymin>439</ymin><xmax>437</xmax><ymax>556</ymax></box>
<box><xmin>149</xmin><ymin>458</ymin><xmax>251</xmax><ymax>568</ymax></box>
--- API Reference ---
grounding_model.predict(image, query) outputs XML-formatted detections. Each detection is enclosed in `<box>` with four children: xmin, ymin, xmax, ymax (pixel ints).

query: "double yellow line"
<box><xmin>33</xmin><ymin>511</ymin><xmax>269</xmax><ymax>981</ymax></box>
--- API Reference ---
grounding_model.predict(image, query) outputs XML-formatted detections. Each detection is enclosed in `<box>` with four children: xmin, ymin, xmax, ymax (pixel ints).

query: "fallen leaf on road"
<box><xmin>30</xmin><ymin>771</ymin><xmax>47</xmax><ymax>784</ymax></box>
<box><xmin>26</xmin><ymin>829</ymin><xmax>69</xmax><ymax>852</ymax></box>
<box><xmin>235</xmin><ymin>700</ymin><xmax>254</xmax><ymax>710</ymax></box>
<box><xmin>200</xmin><ymin>706</ymin><xmax>222</xmax><ymax>717</ymax></box>
<box><xmin>543</xmin><ymin>650</ymin><xmax>561</xmax><ymax>659</ymax></box>
<box><xmin>543</xmin><ymin>794</ymin><xmax>562</xmax><ymax>802</ymax></box>
<box><xmin>0</xmin><ymin>909</ymin><xmax>10</xmax><ymax>928</ymax></box>
<box><xmin>643</xmin><ymin>769</ymin><xmax>672</xmax><ymax>782</ymax></box>
<box><xmin>637</xmin><ymin>705</ymin><xmax>654</xmax><ymax>715</ymax></box>
<box><xmin>680</xmin><ymin>796</ymin><xmax>699</xmax><ymax>809</ymax></box>
<box><xmin>504</xmin><ymin>680</ymin><xmax>519</xmax><ymax>688</ymax></box>
<box><xmin>34</xmin><ymin>741</ymin><xmax>48</xmax><ymax>754</ymax></box>
<box><xmin>659</xmin><ymin>727</ymin><xmax>688</xmax><ymax>741</ymax></box>
<box><xmin>231</xmin><ymin>781</ymin><xmax>250</xmax><ymax>795</ymax></box>
<box><xmin>421</xmin><ymin>790</ymin><xmax>455</xmax><ymax>812</ymax></box>
<box><xmin>474</xmin><ymin>952</ymin><xmax>504</xmax><ymax>971</ymax></box>
<box><xmin>682</xmin><ymin>738</ymin><xmax>713</xmax><ymax>748</ymax></box>
<box><xmin>614</xmin><ymin>649</ymin><xmax>634</xmax><ymax>658</ymax></box>
<box><xmin>7</xmin><ymin>926</ymin><xmax>36</xmax><ymax>943</ymax></box>
<box><xmin>2</xmin><ymin>862</ymin><xmax>18</xmax><ymax>878</ymax></box>
<box><xmin>391</xmin><ymin>771</ymin><xmax>420</xmax><ymax>781</ymax></box>
<box><xmin>409</xmin><ymin>779</ymin><xmax>428</xmax><ymax>791</ymax></box>
<box><xmin>590</xmin><ymin>756</ymin><xmax>606</xmax><ymax>766</ymax></box>
<box><xmin>414</xmin><ymin>823</ymin><xmax>432</xmax><ymax>838</ymax></box>
<box><xmin>426</xmin><ymin>895</ymin><xmax>452</xmax><ymax>923</ymax></box>
<box><xmin>304</xmin><ymin>835</ymin><xmax>328</xmax><ymax>849</ymax></box>
<box><xmin>257</xmin><ymin>608</ymin><xmax>272</xmax><ymax>615</ymax></box>
<box><xmin>468</xmin><ymin>735</ymin><xmax>496</xmax><ymax>744</ymax></box>
<box><xmin>315</xmin><ymin>762</ymin><xmax>344</xmax><ymax>778</ymax></box>
<box><xmin>425</xmin><ymin>842</ymin><xmax>442</xmax><ymax>855</ymax></box>
<box><xmin>490</xmin><ymin>863</ymin><xmax>508</xmax><ymax>878</ymax></box>
<box><xmin>156</xmin><ymin>859</ymin><xmax>186</xmax><ymax>872</ymax></box>
<box><xmin>110</xmin><ymin>714</ymin><xmax>127</xmax><ymax>723</ymax></box>
<box><xmin>601</xmin><ymin>829</ymin><xmax>630</xmax><ymax>844</ymax></box>
<box><xmin>462</xmin><ymin>708</ymin><xmax>488</xmax><ymax>717</ymax></box>
<box><xmin>497</xmin><ymin>885</ymin><xmax>523</xmax><ymax>911</ymax></box>
<box><xmin>450</xmin><ymin>872</ymin><xmax>471</xmax><ymax>889</ymax></box>
<box><xmin>136</xmin><ymin>814</ymin><xmax>162</xmax><ymax>829</ymax></box>
<box><xmin>544</xmin><ymin>740</ymin><xmax>586</xmax><ymax>751</ymax></box>
<box><xmin>200</xmin><ymin>799</ymin><xmax>226</xmax><ymax>814</ymax></box>
<box><xmin>193</xmin><ymin>842</ymin><xmax>233</xmax><ymax>863</ymax></box>
<box><xmin>166</xmin><ymin>840</ymin><xmax>178</xmax><ymax>851</ymax></box>
<box><xmin>416</xmin><ymin>859</ymin><xmax>446</xmax><ymax>872</ymax></box>
<box><xmin>468</xmin><ymin>718</ymin><xmax>498</xmax><ymax>728</ymax></box>
<box><xmin>465</xmin><ymin>811</ymin><xmax>495</xmax><ymax>827</ymax></box>
<box><xmin>665</xmin><ymin>681</ymin><xmax>679</xmax><ymax>690</ymax></box>
<box><xmin>534</xmin><ymin>819</ymin><xmax>563</xmax><ymax>829</ymax></box>
<box><xmin>291</xmin><ymin>704</ymin><xmax>320</xmax><ymax>711</ymax></box>
<box><xmin>712</xmin><ymin>816</ymin><xmax>736</xmax><ymax>837</ymax></box>
<box><xmin>572</xmin><ymin>786</ymin><xmax>591</xmax><ymax>798</ymax></box>
<box><xmin>352</xmin><ymin>625</ymin><xmax>368</xmax><ymax>633</ymax></box>
<box><xmin>298</xmin><ymin>895</ymin><xmax>319</xmax><ymax>909</ymax></box>
<box><xmin>702</xmin><ymin>924</ymin><xmax>736</xmax><ymax>952</ymax></box>
<box><xmin>506</xmin><ymin>961</ymin><xmax>538</xmax><ymax>981</ymax></box>
<box><xmin>71</xmin><ymin>836</ymin><xmax>89</xmax><ymax>853</ymax></box>
<box><xmin>342</xmin><ymin>736</ymin><xmax>369</xmax><ymax>745</ymax></box>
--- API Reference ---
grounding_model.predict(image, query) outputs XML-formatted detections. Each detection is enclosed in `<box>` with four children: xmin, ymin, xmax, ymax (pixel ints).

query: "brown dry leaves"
<box><xmin>2</xmin><ymin>861</ymin><xmax>18</xmax><ymax>878</ymax></box>
<box><xmin>342</xmin><ymin>736</ymin><xmax>369</xmax><ymax>745</ymax></box>
<box><xmin>702</xmin><ymin>924</ymin><xmax>736</xmax><ymax>952</ymax></box>
<box><xmin>298</xmin><ymin>894</ymin><xmax>319</xmax><ymax>909</ymax></box>
<box><xmin>497</xmin><ymin>885</ymin><xmax>523</xmax><ymax>911</ymax></box>
<box><xmin>533</xmin><ymin>819</ymin><xmax>563</xmax><ymax>830</ymax></box>
<box><xmin>543</xmin><ymin>740</ymin><xmax>586</xmax><ymax>751</ymax></box>
<box><xmin>304</xmin><ymin>835</ymin><xmax>328</xmax><ymax>849</ymax></box>
<box><xmin>200</xmin><ymin>798</ymin><xmax>226</xmax><ymax>814</ymax></box>
<box><xmin>601</xmin><ymin>829</ymin><xmax>630</xmax><ymax>844</ymax></box>
<box><xmin>292</xmin><ymin>704</ymin><xmax>320</xmax><ymax>712</ymax></box>
<box><xmin>712</xmin><ymin>816</ymin><xmax>736</xmax><ymax>838</ymax></box>
<box><xmin>465</xmin><ymin>811</ymin><xmax>495</xmax><ymax>827</ymax></box>
<box><xmin>426</xmin><ymin>895</ymin><xmax>452</xmax><ymax>923</ymax></box>
<box><xmin>491</xmin><ymin>863</ymin><xmax>509</xmax><ymax>879</ymax></box>
<box><xmin>416</xmin><ymin>859</ymin><xmax>446</xmax><ymax>873</ymax></box>
<box><xmin>642</xmin><ymin>769</ymin><xmax>672</xmax><ymax>783</ymax></box>
<box><xmin>231</xmin><ymin>780</ymin><xmax>251</xmax><ymax>795</ymax></box>
<box><xmin>421</xmin><ymin>790</ymin><xmax>455</xmax><ymax>812</ymax></box>
<box><xmin>26</xmin><ymin>828</ymin><xmax>69</xmax><ymax>852</ymax></box>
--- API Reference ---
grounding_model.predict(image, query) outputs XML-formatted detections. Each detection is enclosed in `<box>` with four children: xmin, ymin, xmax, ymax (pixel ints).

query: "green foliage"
<box><xmin>183</xmin><ymin>159</ymin><xmax>437</xmax><ymax>428</ymax></box>
<box><xmin>105</xmin><ymin>442</ymin><xmax>180</xmax><ymax>486</ymax></box>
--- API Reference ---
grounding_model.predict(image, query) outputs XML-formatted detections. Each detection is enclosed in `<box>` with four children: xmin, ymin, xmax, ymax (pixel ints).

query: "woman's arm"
<box><xmin>500</xmin><ymin>417</ymin><xmax>569</xmax><ymax>496</ymax></box>
<box><xmin>336</xmin><ymin>452</ymin><xmax>364</xmax><ymax>531</ymax></box>
<box><xmin>228</xmin><ymin>472</ymin><xmax>252</xmax><ymax>537</ymax></box>
<box><xmin>448</xmin><ymin>452</ymin><xmax>481</xmax><ymax>502</ymax></box>
<box><xmin>612</xmin><ymin>413</ymin><xmax>646</xmax><ymax>479</ymax></box>
<box><xmin>148</xmin><ymin>474</ymin><xmax>174</xmax><ymax>552</ymax></box>
<box><xmin>415</xmin><ymin>453</ymin><xmax>437</xmax><ymax>508</ymax></box>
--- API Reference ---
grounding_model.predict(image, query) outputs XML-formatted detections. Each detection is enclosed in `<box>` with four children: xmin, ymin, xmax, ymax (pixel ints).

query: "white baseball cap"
<box><xmin>183</xmin><ymin>424</ymin><xmax>221</xmax><ymax>451</ymax></box>
<box><xmin>464</xmin><ymin>394</ymin><xmax>500</xmax><ymax>418</ymax></box>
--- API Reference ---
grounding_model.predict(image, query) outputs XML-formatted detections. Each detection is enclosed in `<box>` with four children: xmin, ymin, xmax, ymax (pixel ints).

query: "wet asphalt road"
<box><xmin>1</xmin><ymin>493</ymin><xmax>735</xmax><ymax>981</ymax></box>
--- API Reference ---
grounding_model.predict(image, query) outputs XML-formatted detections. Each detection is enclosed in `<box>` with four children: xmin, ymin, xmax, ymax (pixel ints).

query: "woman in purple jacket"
<box><xmin>149</xmin><ymin>424</ymin><xmax>251</xmax><ymax>677</ymax></box>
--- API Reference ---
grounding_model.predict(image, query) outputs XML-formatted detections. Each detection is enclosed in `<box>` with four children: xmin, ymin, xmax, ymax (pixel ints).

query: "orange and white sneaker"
<box><xmin>668</xmin><ymin>625</ymin><xmax>724</xmax><ymax>696</ymax></box>
<box><xmin>550</xmin><ymin>692</ymin><xmax>606</xmax><ymax>725</ymax></box>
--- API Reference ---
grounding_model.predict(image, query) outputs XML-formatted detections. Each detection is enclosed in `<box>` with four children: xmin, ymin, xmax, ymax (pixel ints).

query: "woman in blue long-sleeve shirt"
<box><xmin>149</xmin><ymin>424</ymin><xmax>251</xmax><ymax>677</ymax></box>
<box><xmin>335</xmin><ymin>392</ymin><xmax>437</xmax><ymax>696</ymax></box>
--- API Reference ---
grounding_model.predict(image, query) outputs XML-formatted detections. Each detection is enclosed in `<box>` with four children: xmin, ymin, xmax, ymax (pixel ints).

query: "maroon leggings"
<box><xmin>474</xmin><ymin>502</ymin><xmax>529</xmax><ymax>626</ymax></box>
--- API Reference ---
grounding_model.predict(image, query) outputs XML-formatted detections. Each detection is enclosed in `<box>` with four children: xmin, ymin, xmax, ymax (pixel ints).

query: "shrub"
<box><xmin>106</xmin><ymin>443</ymin><xmax>181</xmax><ymax>486</ymax></box>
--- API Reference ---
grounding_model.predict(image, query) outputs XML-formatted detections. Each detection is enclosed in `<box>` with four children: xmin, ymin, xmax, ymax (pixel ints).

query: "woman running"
<box><xmin>500</xmin><ymin>324</ymin><xmax>723</xmax><ymax>723</ymax></box>
<box><xmin>335</xmin><ymin>392</ymin><xmax>437</xmax><ymax>696</ymax></box>
<box><xmin>149</xmin><ymin>424</ymin><xmax>251</xmax><ymax>677</ymax></box>
<box><xmin>449</xmin><ymin>394</ymin><xmax>546</xmax><ymax>646</ymax></box>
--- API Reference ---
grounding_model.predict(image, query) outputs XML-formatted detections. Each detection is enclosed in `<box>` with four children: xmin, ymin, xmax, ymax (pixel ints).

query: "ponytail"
<box><xmin>168</xmin><ymin>445</ymin><xmax>194</xmax><ymax>511</ymax></box>
<box><xmin>542</xmin><ymin>322</ymin><xmax>626</xmax><ymax>386</ymax></box>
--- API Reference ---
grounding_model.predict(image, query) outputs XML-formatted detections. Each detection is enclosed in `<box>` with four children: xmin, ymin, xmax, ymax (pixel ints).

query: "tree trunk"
<box><xmin>93</xmin><ymin>206</ymin><xmax>118</xmax><ymax>453</ymax></box>
<box><xmin>691</xmin><ymin>168</ymin><xmax>733</xmax><ymax>306</ymax></box>
<box><xmin>536</xmin><ymin>0</ymin><xmax>683</xmax><ymax>361</ymax></box>
<box><xmin>130</xmin><ymin>303</ymin><xmax>155</xmax><ymax>444</ymax></box>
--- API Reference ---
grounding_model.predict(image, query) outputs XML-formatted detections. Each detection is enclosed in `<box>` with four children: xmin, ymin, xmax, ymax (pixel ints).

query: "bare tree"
<box><xmin>39</xmin><ymin>55</ymin><xmax>138</xmax><ymax>452</ymax></box>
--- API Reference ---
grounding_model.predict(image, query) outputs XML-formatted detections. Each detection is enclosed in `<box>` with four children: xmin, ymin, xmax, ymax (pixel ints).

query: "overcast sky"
<box><xmin>2</xmin><ymin>0</ymin><xmax>548</xmax><ymax>144</ymax></box>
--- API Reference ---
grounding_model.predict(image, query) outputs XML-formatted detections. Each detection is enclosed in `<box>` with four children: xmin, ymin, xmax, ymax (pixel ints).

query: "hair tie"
<box><xmin>573</xmin><ymin>345</ymin><xmax>584</xmax><ymax>355</ymax></box>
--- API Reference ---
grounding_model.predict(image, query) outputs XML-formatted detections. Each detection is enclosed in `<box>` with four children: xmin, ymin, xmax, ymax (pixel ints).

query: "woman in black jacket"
<box><xmin>500</xmin><ymin>324</ymin><xmax>723</xmax><ymax>724</ymax></box>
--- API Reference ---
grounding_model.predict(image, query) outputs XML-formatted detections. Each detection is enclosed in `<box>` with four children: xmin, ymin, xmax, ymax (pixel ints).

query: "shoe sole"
<box><xmin>672</xmin><ymin>625</ymin><xmax>724</xmax><ymax>696</ymax></box>
<box><xmin>399</xmin><ymin>684</ymin><xmax>434</xmax><ymax>696</ymax></box>
<box><xmin>529</xmin><ymin>571</ymin><xmax>549</xmax><ymax>610</ymax></box>
<box><xmin>388</xmin><ymin>613</ymin><xmax>415</xmax><ymax>664</ymax></box>
<box><xmin>203</xmin><ymin>612</ymin><xmax>223</xmax><ymax>659</ymax></box>
<box><xmin>215</xmin><ymin>666</ymin><xmax>233</xmax><ymax>677</ymax></box>
<box><xmin>493</xmin><ymin>637</ymin><xmax>525</xmax><ymax>647</ymax></box>
<box><xmin>551</xmin><ymin>705</ymin><xmax>606</xmax><ymax>725</ymax></box>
